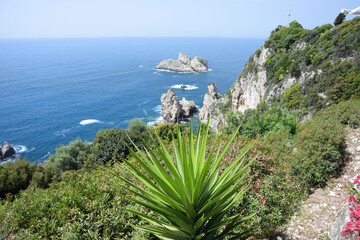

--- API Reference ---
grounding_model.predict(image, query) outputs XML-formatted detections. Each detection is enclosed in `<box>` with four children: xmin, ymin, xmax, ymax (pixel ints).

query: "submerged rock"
<box><xmin>0</xmin><ymin>142</ymin><xmax>15</xmax><ymax>159</ymax></box>
<box><xmin>155</xmin><ymin>53</ymin><xmax>208</xmax><ymax>73</ymax></box>
<box><xmin>157</xmin><ymin>88</ymin><xmax>197</xmax><ymax>125</ymax></box>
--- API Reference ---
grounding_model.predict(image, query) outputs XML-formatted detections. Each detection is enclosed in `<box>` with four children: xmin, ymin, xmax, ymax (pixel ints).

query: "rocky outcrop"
<box><xmin>157</xmin><ymin>88</ymin><xmax>197</xmax><ymax>125</ymax></box>
<box><xmin>199</xmin><ymin>83</ymin><xmax>227</xmax><ymax>131</ymax></box>
<box><xmin>155</xmin><ymin>53</ymin><xmax>208</xmax><ymax>73</ymax></box>
<box><xmin>0</xmin><ymin>142</ymin><xmax>15</xmax><ymax>159</ymax></box>
<box><xmin>199</xmin><ymin>46</ymin><xmax>308</xmax><ymax>130</ymax></box>
<box><xmin>179</xmin><ymin>98</ymin><xmax>196</xmax><ymax>118</ymax></box>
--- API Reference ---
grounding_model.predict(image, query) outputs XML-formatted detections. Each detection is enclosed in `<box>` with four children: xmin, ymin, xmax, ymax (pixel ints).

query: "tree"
<box><xmin>334</xmin><ymin>13</ymin><xmax>346</xmax><ymax>26</ymax></box>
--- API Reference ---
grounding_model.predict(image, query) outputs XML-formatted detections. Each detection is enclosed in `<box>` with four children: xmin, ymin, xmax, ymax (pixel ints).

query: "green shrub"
<box><xmin>282</xmin><ymin>83</ymin><xmax>303</xmax><ymax>109</ymax></box>
<box><xmin>128</xmin><ymin>118</ymin><xmax>148</xmax><ymax>134</ymax></box>
<box><xmin>92</xmin><ymin>128</ymin><xmax>147</xmax><ymax>163</ymax></box>
<box><xmin>46</xmin><ymin>138</ymin><xmax>92</xmax><ymax>172</ymax></box>
<box><xmin>150</xmin><ymin>123</ymin><xmax>187</xmax><ymax>142</ymax></box>
<box><xmin>224</xmin><ymin>106</ymin><xmax>299</xmax><ymax>138</ymax></box>
<box><xmin>0</xmin><ymin>160</ymin><xmax>37</xmax><ymax>199</ymax></box>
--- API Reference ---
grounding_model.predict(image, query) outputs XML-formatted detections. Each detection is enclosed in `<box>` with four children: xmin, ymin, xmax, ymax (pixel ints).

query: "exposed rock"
<box><xmin>199</xmin><ymin>83</ymin><xmax>227</xmax><ymax>131</ymax></box>
<box><xmin>179</xmin><ymin>98</ymin><xmax>196</xmax><ymax>118</ymax></box>
<box><xmin>180</xmin><ymin>84</ymin><xmax>187</xmax><ymax>89</ymax></box>
<box><xmin>159</xmin><ymin>88</ymin><xmax>182</xmax><ymax>124</ymax></box>
<box><xmin>0</xmin><ymin>142</ymin><xmax>15</xmax><ymax>159</ymax></box>
<box><xmin>157</xmin><ymin>88</ymin><xmax>197</xmax><ymax>125</ymax></box>
<box><xmin>155</xmin><ymin>53</ymin><xmax>209</xmax><ymax>73</ymax></box>
<box><xmin>330</xmin><ymin>203</ymin><xmax>350</xmax><ymax>240</ymax></box>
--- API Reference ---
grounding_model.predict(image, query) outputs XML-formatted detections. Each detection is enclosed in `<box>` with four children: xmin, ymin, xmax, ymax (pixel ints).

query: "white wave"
<box><xmin>40</xmin><ymin>152</ymin><xmax>51</xmax><ymax>160</ymax></box>
<box><xmin>153</xmin><ymin>105</ymin><xmax>162</xmax><ymax>114</ymax></box>
<box><xmin>171</xmin><ymin>84</ymin><xmax>198</xmax><ymax>90</ymax></box>
<box><xmin>56</xmin><ymin>127</ymin><xmax>72</xmax><ymax>137</ymax></box>
<box><xmin>138</xmin><ymin>64</ymin><xmax>144</xmax><ymax>68</ymax></box>
<box><xmin>13</xmin><ymin>145</ymin><xmax>28</xmax><ymax>153</ymax></box>
<box><xmin>79</xmin><ymin>119</ymin><xmax>102</xmax><ymax>125</ymax></box>
<box><xmin>154</xmin><ymin>68</ymin><xmax>211</xmax><ymax>74</ymax></box>
<box><xmin>143</xmin><ymin>109</ymin><xmax>148</xmax><ymax>116</ymax></box>
<box><xmin>147</xmin><ymin>117</ymin><xmax>163</xmax><ymax>126</ymax></box>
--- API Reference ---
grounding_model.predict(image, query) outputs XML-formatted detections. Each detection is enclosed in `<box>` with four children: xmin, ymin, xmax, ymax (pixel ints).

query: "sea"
<box><xmin>0</xmin><ymin>38</ymin><xmax>264</xmax><ymax>163</ymax></box>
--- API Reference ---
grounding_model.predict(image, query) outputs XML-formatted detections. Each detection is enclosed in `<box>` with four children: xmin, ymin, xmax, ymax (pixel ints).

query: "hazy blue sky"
<box><xmin>0</xmin><ymin>0</ymin><xmax>358</xmax><ymax>39</ymax></box>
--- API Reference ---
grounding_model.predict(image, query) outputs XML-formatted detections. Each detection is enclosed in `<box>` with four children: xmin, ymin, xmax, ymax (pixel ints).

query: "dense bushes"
<box><xmin>0</xmin><ymin>160</ymin><xmax>58</xmax><ymax>200</ymax></box>
<box><xmin>0</xmin><ymin>166</ymin><xmax>156</xmax><ymax>239</ymax></box>
<box><xmin>46</xmin><ymin>138</ymin><xmax>93</xmax><ymax>172</ymax></box>
<box><xmin>224</xmin><ymin>104</ymin><xmax>299</xmax><ymax>137</ymax></box>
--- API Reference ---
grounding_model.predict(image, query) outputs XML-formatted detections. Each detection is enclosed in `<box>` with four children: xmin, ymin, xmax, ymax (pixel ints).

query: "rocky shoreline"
<box><xmin>155</xmin><ymin>53</ymin><xmax>209</xmax><ymax>73</ymax></box>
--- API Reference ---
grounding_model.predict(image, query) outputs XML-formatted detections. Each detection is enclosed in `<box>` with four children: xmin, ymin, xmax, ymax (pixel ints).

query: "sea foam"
<box><xmin>13</xmin><ymin>145</ymin><xmax>28</xmax><ymax>153</ymax></box>
<box><xmin>79</xmin><ymin>119</ymin><xmax>102</xmax><ymax>125</ymax></box>
<box><xmin>171</xmin><ymin>84</ymin><xmax>198</xmax><ymax>90</ymax></box>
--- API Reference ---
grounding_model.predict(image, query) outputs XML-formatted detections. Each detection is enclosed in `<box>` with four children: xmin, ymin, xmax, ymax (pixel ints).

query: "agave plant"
<box><xmin>113</xmin><ymin>121</ymin><xmax>255</xmax><ymax>239</ymax></box>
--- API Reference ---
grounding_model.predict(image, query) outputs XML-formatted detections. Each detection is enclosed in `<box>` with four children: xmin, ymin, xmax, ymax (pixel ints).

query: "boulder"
<box><xmin>0</xmin><ymin>142</ymin><xmax>15</xmax><ymax>159</ymax></box>
<box><xmin>155</xmin><ymin>53</ymin><xmax>208</xmax><ymax>73</ymax></box>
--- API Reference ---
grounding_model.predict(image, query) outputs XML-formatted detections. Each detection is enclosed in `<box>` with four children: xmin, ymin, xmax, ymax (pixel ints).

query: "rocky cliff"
<box><xmin>200</xmin><ymin>18</ymin><xmax>360</xmax><ymax>131</ymax></box>
<box><xmin>155</xmin><ymin>53</ymin><xmax>209</xmax><ymax>73</ymax></box>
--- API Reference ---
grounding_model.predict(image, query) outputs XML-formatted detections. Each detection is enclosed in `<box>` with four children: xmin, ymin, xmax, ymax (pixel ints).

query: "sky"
<box><xmin>0</xmin><ymin>0</ymin><xmax>358</xmax><ymax>39</ymax></box>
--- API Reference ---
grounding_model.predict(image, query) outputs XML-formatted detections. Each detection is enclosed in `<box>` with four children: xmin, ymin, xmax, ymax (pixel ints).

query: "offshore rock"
<box><xmin>0</xmin><ymin>142</ymin><xmax>15</xmax><ymax>159</ymax></box>
<box><xmin>155</xmin><ymin>53</ymin><xmax>208</xmax><ymax>73</ymax></box>
<box><xmin>157</xmin><ymin>88</ymin><xmax>197</xmax><ymax>125</ymax></box>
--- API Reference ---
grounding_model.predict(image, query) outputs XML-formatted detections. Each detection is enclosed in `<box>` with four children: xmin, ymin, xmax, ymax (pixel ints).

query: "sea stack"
<box><xmin>156</xmin><ymin>88</ymin><xmax>197</xmax><ymax>125</ymax></box>
<box><xmin>155</xmin><ymin>53</ymin><xmax>209</xmax><ymax>73</ymax></box>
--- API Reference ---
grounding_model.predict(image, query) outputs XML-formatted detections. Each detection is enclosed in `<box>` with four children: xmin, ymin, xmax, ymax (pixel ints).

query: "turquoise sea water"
<box><xmin>0</xmin><ymin>38</ymin><xmax>263</xmax><ymax>163</ymax></box>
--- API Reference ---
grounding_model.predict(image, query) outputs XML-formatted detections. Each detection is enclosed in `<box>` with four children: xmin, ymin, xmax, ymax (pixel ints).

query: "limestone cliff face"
<box><xmin>230</xmin><ymin>47</ymin><xmax>271</xmax><ymax>112</ymax></box>
<box><xmin>199</xmin><ymin>46</ymin><xmax>318</xmax><ymax>131</ymax></box>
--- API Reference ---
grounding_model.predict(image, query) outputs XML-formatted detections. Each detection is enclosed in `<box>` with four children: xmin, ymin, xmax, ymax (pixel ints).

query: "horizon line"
<box><xmin>0</xmin><ymin>36</ymin><xmax>267</xmax><ymax>40</ymax></box>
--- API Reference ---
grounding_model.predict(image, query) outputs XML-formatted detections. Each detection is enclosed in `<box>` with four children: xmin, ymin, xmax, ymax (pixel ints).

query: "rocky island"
<box><xmin>155</xmin><ymin>53</ymin><xmax>209</xmax><ymax>73</ymax></box>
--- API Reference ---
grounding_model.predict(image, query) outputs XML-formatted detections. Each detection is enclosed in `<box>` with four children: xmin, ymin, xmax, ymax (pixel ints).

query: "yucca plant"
<box><xmin>112</xmin><ymin>121</ymin><xmax>255</xmax><ymax>239</ymax></box>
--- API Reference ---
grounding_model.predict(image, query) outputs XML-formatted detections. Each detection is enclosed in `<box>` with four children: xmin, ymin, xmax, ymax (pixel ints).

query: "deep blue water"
<box><xmin>0</xmin><ymin>38</ymin><xmax>264</xmax><ymax>163</ymax></box>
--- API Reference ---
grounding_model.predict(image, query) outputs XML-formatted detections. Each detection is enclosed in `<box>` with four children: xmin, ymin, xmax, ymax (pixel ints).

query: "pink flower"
<box><xmin>341</xmin><ymin>225</ymin><xmax>354</xmax><ymax>237</ymax></box>
<box><xmin>357</xmin><ymin>175</ymin><xmax>360</xmax><ymax>179</ymax></box>
<box><xmin>354</xmin><ymin>221</ymin><xmax>360</xmax><ymax>231</ymax></box>
<box><xmin>354</xmin><ymin>178</ymin><xmax>360</xmax><ymax>185</ymax></box>
<box><xmin>349</xmin><ymin>195</ymin><xmax>357</xmax><ymax>203</ymax></box>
